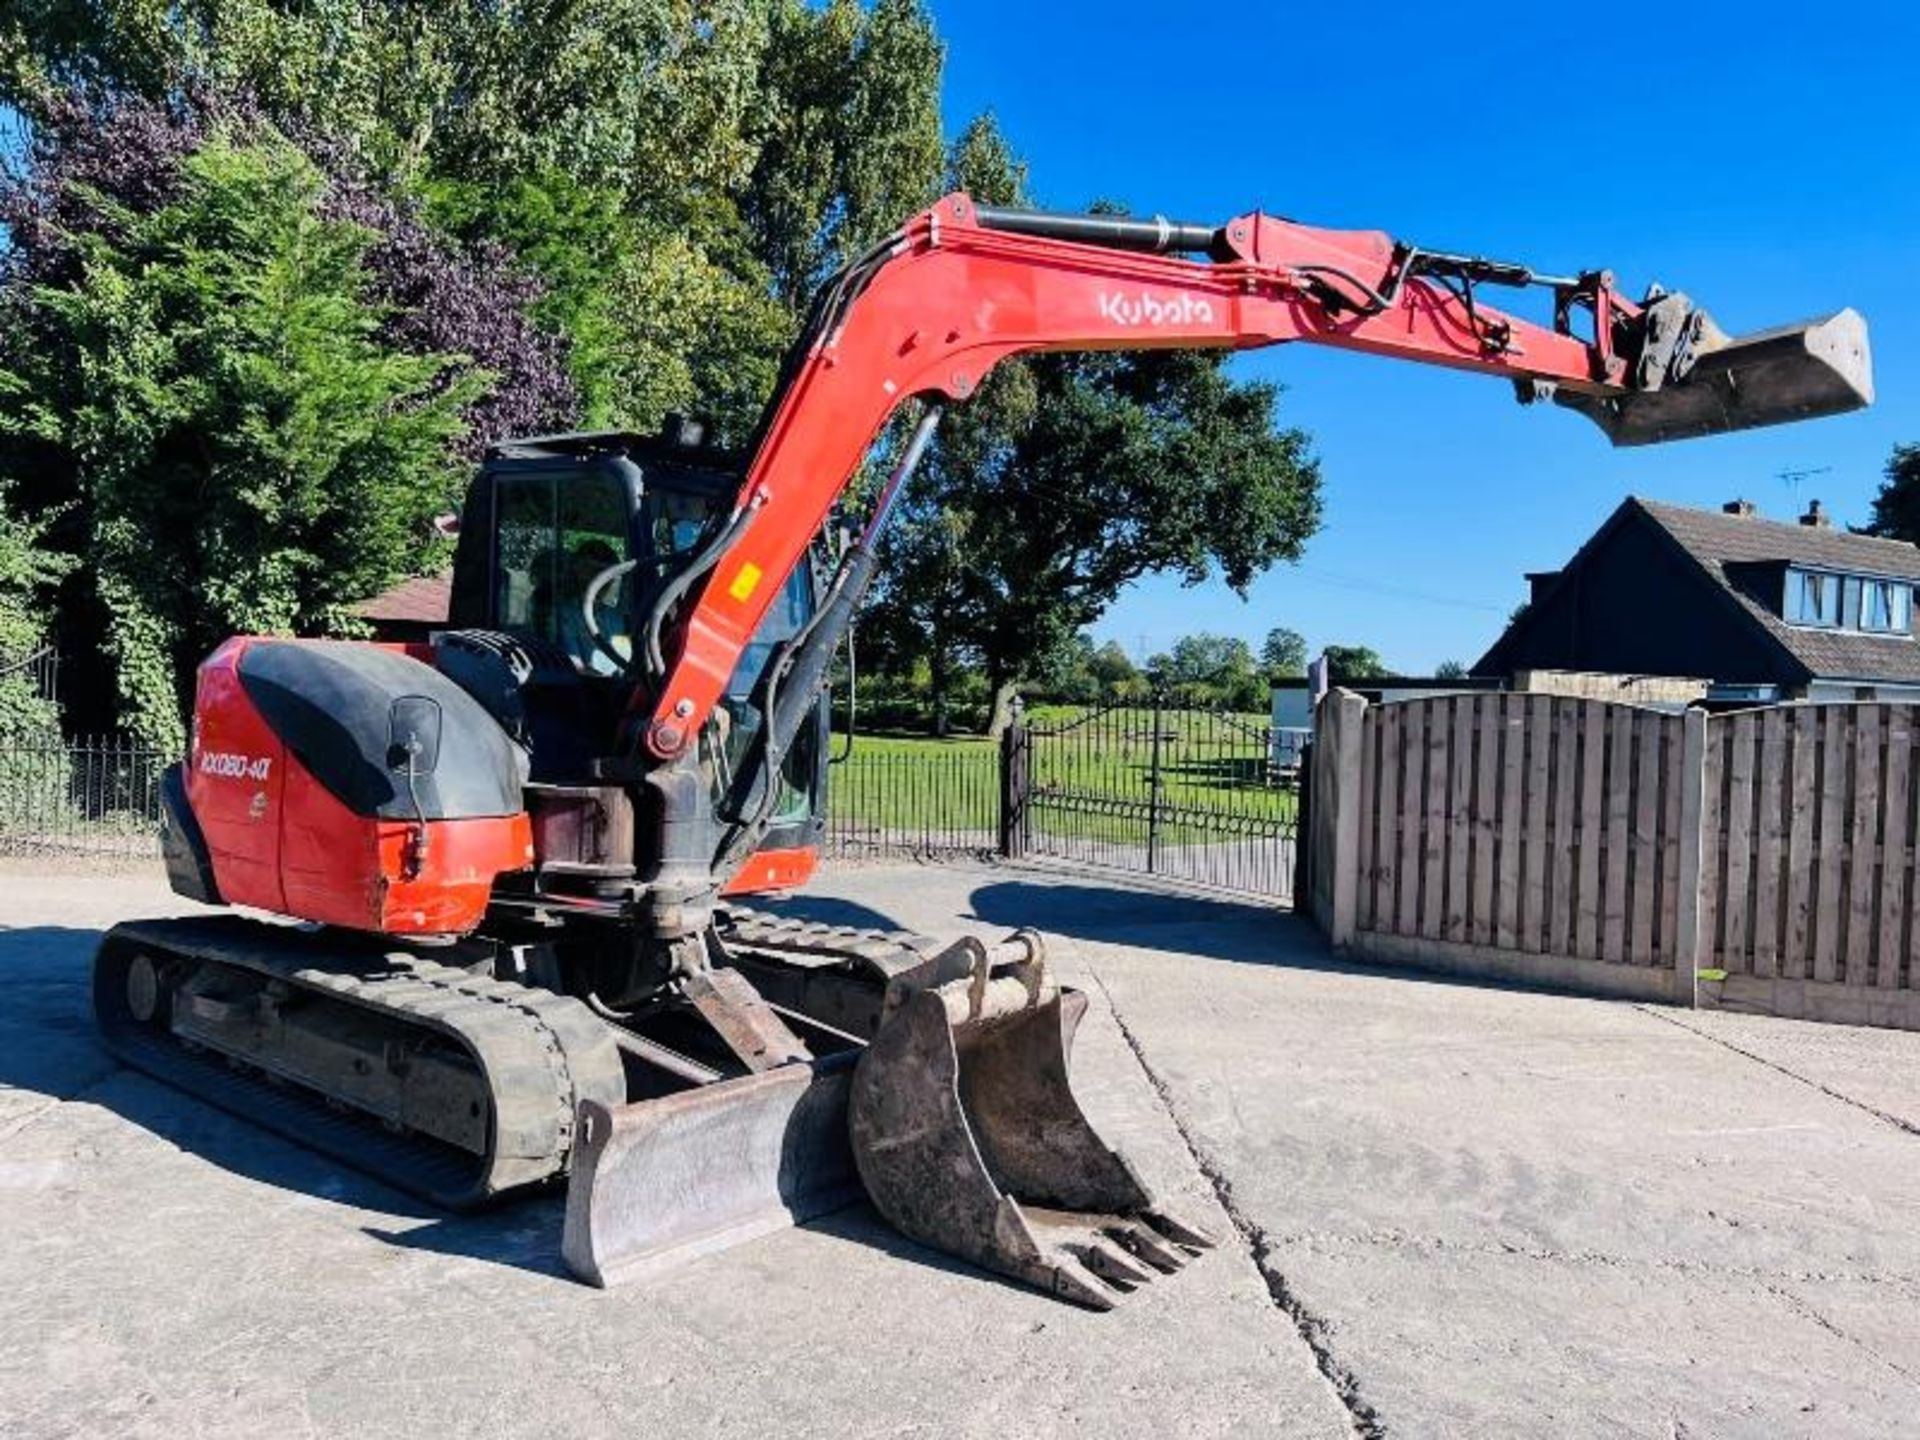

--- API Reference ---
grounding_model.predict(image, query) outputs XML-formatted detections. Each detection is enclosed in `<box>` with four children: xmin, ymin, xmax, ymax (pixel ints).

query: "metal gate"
<box><xmin>1004</xmin><ymin>697</ymin><xmax>1299</xmax><ymax>901</ymax></box>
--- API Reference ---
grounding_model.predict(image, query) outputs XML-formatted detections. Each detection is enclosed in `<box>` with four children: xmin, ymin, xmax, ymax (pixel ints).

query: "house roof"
<box><xmin>356</xmin><ymin>572</ymin><xmax>451</xmax><ymax>626</ymax></box>
<box><xmin>1481</xmin><ymin>497</ymin><xmax>1920</xmax><ymax>685</ymax></box>
<box><xmin>1633</xmin><ymin>500</ymin><xmax>1920</xmax><ymax>684</ymax></box>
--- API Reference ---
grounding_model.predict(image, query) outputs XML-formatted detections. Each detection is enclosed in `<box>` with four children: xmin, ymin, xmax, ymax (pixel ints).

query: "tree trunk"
<box><xmin>929</xmin><ymin>632</ymin><xmax>951</xmax><ymax>738</ymax></box>
<box><xmin>986</xmin><ymin>676</ymin><xmax>1021</xmax><ymax>740</ymax></box>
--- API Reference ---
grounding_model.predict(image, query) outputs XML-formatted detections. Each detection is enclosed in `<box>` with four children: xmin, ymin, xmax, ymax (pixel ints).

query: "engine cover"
<box><xmin>183</xmin><ymin>637</ymin><xmax>534</xmax><ymax>935</ymax></box>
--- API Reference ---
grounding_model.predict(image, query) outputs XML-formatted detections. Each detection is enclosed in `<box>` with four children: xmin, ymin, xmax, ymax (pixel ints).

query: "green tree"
<box><xmin>1148</xmin><ymin>633</ymin><xmax>1265</xmax><ymax>709</ymax></box>
<box><xmin>1322</xmin><ymin>645</ymin><xmax>1389</xmax><ymax>681</ymax></box>
<box><xmin>1863</xmin><ymin>443</ymin><xmax>1920</xmax><ymax>541</ymax></box>
<box><xmin>429</xmin><ymin>169</ymin><xmax>789</xmax><ymax>441</ymax></box>
<box><xmin>739</xmin><ymin>0</ymin><xmax>945</xmax><ymax>310</ymax></box>
<box><xmin>1433</xmin><ymin>659</ymin><xmax>1468</xmax><ymax>680</ymax></box>
<box><xmin>3</xmin><ymin>0</ymin><xmax>776</xmax><ymax>194</ymax></box>
<box><xmin>0</xmin><ymin>483</ymin><xmax>69</xmax><ymax>739</ymax></box>
<box><xmin>897</xmin><ymin>341</ymin><xmax>1320</xmax><ymax>734</ymax></box>
<box><xmin>1088</xmin><ymin>639</ymin><xmax>1143</xmax><ymax>699</ymax></box>
<box><xmin>0</xmin><ymin>131</ymin><xmax>478</xmax><ymax>745</ymax></box>
<box><xmin>1261</xmin><ymin>625</ymin><xmax>1307</xmax><ymax>678</ymax></box>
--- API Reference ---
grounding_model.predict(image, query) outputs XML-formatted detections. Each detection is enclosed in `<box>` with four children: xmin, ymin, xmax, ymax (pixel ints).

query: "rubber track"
<box><xmin>719</xmin><ymin>906</ymin><xmax>944</xmax><ymax>982</ymax></box>
<box><xmin>95</xmin><ymin>916</ymin><xmax>623</xmax><ymax>1210</ymax></box>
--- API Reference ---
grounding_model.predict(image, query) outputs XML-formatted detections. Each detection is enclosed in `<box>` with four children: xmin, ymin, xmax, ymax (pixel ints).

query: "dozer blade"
<box><xmin>848</xmin><ymin>943</ymin><xmax>1214</xmax><ymax>1310</ymax></box>
<box><xmin>562</xmin><ymin>1053</ymin><xmax>861</xmax><ymax>1287</ymax></box>
<box><xmin>1562</xmin><ymin>307</ymin><xmax>1873</xmax><ymax>446</ymax></box>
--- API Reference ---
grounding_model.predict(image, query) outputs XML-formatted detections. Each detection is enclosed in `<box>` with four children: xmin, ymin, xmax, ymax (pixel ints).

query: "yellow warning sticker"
<box><xmin>727</xmin><ymin>562</ymin><xmax>764</xmax><ymax>602</ymax></box>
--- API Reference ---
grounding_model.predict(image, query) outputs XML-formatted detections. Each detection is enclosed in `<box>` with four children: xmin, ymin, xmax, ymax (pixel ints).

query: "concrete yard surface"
<box><xmin>2</xmin><ymin>863</ymin><xmax>1918</xmax><ymax>1438</ymax></box>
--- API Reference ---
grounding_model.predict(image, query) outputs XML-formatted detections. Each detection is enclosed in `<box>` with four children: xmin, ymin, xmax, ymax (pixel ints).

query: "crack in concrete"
<box><xmin>1262</xmin><ymin>1226</ymin><xmax>1920</xmax><ymax>1291</ymax></box>
<box><xmin>1761</xmin><ymin>1281</ymin><xmax>1920</xmax><ymax>1386</ymax></box>
<box><xmin>1090</xmin><ymin>974</ymin><xmax>1385</xmax><ymax>1439</ymax></box>
<box><xmin>1633</xmin><ymin>1006</ymin><xmax>1920</xmax><ymax>1139</ymax></box>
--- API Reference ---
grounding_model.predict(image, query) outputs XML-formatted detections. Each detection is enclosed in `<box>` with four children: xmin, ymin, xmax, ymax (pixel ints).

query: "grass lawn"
<box><xmin>827</xmin><ymin>718</ymin><xmax>1297</xmax><ymax>847</ymax></box>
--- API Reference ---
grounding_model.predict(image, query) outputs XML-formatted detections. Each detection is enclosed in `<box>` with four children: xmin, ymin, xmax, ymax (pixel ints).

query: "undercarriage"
<box><xmin>95</xmin><ymin>904</ymin><xmax>1215</xmax><ymax>1308</ymax></box>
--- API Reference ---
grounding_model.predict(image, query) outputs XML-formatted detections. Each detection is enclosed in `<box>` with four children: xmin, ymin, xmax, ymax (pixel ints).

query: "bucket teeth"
<box><xmin>1082</xmin><ymin>1235</ymin><xmax>1157</xmax><ymax>1288</ymax></box>
<box><xmin>847</xmin><ymin>936</ymin><xmax>1213</xmax><ymax>1309</ymax></box>
<box><xmin>1115</xmin><ymin>1213</ymin><xmax>1209</xmax><ymax>1271</ymax></box>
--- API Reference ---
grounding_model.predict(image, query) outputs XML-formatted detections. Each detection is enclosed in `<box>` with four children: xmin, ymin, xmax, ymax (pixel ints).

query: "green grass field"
<box><xmin>827</xmin><ymin>717</ymin><xmax>1298</xmax><ymax>847</ymax></box>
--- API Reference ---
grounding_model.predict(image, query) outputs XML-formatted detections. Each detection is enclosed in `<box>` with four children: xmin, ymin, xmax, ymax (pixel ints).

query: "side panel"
<box><xmin>189</xmin><ymin>640</ymin><xmax>288</xmax><ymax>914</ymax></box>
<box><xmin>279</xmin><ymin>761</ymin><xmax>533</xmax><ymax>933</ymax></box>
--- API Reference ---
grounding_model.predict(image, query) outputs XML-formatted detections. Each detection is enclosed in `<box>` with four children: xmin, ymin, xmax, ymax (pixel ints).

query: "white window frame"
<box><xmin>1783</xmin><ymin>568</ymin><xmax>1913</xmax><ymax>637</ymax></box>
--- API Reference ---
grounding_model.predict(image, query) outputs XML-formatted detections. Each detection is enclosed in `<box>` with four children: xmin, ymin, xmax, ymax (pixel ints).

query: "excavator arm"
<box><xmin>640</xmin><ymin>191</ymin><xmax>1872</xmax><ymax>761</ymax></box>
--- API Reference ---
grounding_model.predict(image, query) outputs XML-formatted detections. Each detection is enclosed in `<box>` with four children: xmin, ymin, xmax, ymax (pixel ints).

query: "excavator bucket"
<box><xmin>1562</xmin><ymin>307</ymin><xmax>1873</xmax><ymax>446</ymax></box>
<box><xmin>562</xmin><ymin>1054</ymin><xmax>861</xmax><ymax>1286</ymax></box>
<box><xmin>847</xmin><ymin>938</ymin><xmax>1214</xmax><ymax>1309</ymax></box>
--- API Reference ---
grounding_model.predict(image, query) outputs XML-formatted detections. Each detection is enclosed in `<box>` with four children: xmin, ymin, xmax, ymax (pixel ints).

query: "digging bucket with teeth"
<box><xmin>847</xmin><ymin>932</ymin><xmax>1215</xmax><ymax>1309</ymax></box>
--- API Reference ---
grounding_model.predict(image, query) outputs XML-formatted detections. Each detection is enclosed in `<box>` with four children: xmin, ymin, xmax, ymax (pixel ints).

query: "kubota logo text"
<box><xmin>1097</xmin><ymin>290</ymin><xmax>1215</xmax><ymax>327</ymax></box>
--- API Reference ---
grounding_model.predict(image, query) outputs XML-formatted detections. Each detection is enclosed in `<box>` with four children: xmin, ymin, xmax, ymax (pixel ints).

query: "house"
<box><xmin>1474</xmin><ymin>497</ymin><xmax>1920</xmax><ymax>704</ymax></box>
<box><xmin>355</xmin><ymin>572</ymin><xmax>452</xmax><ymax>644</ymax></box>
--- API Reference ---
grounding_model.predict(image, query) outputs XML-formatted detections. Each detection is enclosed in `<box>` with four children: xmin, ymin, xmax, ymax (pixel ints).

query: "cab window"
<box><xmin>495</xmin><ymin>471</ymin><xmax>632</xmax><ymax>674</ymax></box>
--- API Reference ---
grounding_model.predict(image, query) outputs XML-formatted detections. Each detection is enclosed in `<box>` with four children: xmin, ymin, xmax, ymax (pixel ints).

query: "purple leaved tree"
<box><xmin>2</xmin><ymin>88</ymin><xmax>579</xmax><ymax>456</ymax></box>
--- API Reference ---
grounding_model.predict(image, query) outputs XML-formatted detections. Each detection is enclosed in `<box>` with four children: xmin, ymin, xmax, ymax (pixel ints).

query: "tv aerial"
<box><xmin>1777</xmin><ymin>465</ymin><xmax>1831</xmax><ymax>491</ymax></box>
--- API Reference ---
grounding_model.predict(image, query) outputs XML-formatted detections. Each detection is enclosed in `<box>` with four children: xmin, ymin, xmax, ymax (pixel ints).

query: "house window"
<box><xmin>1860</xmin><ymin>578</ymin><xmax>1912</xmax><ymax>634</ymax></box>
<box><xmin>1783</xmin><ymin>568</ymin><xmax>1912</xmax><ymax>635</ymax></box>
<box><xmin>1787</xmin><ymin>569</ymin><xmax>1840</xmax><ymax>627</ymax></box>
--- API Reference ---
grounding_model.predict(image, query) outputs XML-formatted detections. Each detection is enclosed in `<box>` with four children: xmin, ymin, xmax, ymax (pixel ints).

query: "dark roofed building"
<box><xmin>1475</xmin><ymin>497</ymin><xmax>1920</xmax><ymax>703</ymax></box>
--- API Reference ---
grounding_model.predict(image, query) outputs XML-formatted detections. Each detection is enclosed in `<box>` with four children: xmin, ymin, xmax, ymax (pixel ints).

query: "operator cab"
<box><xmin>444</xmin><ymin>421</ymin><xmax>825</xmax><ymax>845</ymax></box>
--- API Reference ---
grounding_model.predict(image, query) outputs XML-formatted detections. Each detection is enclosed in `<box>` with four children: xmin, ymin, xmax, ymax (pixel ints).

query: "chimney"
<box><xmin>1722</xmin><ymin>498</ymin><xmax>1756</xmax><ymax>517</ymax></box>
<box><xmin>1800</xmin><ymin>499</ymin><xmax>1831</xmax><ymax>529</ymax></box>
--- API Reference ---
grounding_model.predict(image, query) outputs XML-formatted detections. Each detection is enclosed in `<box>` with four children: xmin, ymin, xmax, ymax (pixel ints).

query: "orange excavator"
<box><xmin>95</xmin><ymin>194</ymin><xmax>1870</xmax><ymax>1308</ymax></box>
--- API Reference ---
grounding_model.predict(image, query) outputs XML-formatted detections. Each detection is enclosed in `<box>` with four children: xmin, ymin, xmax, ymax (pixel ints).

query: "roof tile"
<box><xmin>1635</xmin><ymin>499</ymin><xmax>1920</xmax><ymax>683</ymax></box>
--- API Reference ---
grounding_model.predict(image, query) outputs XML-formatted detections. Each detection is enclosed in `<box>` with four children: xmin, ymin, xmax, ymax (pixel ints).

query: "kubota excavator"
<box><xmin>95</xmin><ymin>194</ymin><xmax>1871</xmax><ymax>1309</ymax></box>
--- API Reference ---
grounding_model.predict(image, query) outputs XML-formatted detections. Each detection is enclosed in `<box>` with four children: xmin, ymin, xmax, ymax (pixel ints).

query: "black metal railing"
<box><xmin>824</xmin><ymin>740</ymin><xmax>1002</xmax><ymax>860</ymax></box>
<box><xmin>0</xmin><ymin>733</ymin><xmax>172</xmax><ymax>857</ymax></box>
<box><xmin>1007</xmin><ymin>696</ymin><xmax>1298</xmax><ymax>899</ymax></box>
<box><xmin>0</xmin><ymin>704</ymin><xmax>1300</xmax><ymax>901</ymax></box>
<box><xmin>0</xmin><ymin>646</ymin><xmax>59</xmax><ymax>705</ymax></box>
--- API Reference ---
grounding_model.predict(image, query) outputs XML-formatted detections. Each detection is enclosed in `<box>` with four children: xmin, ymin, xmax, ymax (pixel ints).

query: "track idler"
<box><xmin>848</xmin><ymin>934</ymin><xmax>1214</xmax><ymax>1309</ymax></box>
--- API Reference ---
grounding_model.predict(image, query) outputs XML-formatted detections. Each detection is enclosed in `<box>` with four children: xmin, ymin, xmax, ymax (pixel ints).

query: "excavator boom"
<box><xmin>640</xmin><ymin>193</ymin><xmax>1872</xmax><ymax>761</ymax></box>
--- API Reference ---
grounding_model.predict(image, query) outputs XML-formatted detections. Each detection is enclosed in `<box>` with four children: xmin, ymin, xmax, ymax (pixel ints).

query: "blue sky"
<box><xmin>935</xmin><ymin>1</ymin><xmax>1920</xmax><ymax>671</ymax></box>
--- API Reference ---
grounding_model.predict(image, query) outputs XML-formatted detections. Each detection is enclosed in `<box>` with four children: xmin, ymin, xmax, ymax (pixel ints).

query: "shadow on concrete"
<box><xmin>362</xmin><ymin>1199</ymin><xmax>573</xmax><ymax>1278</ymax></box>
<box><xmin>965</xmin><ymin>879</ymin><xmax>1330</xmax><ymax>968</ymax></box>
<box><xmin>0</xmin><ymin>924</ymin><xmax>452</xmax><ymax>1218</ymax></box>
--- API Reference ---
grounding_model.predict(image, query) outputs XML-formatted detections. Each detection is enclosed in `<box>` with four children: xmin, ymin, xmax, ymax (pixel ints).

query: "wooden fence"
<box><xmin>1309</xmin><ymin>692</ymin><xmax>1920</xmax><ymax>1030</ymax></box>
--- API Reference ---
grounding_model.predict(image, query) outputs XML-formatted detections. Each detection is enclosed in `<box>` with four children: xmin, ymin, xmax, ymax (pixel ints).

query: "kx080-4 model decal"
<box><xmin>199</xmin><ymin>751</ymin><xmax>273</xmax><ymax>782</ymax></box>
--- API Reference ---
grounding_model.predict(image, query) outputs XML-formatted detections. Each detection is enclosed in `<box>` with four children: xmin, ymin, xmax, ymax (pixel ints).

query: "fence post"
<box><xmin>1147</xmin><ymin>691</ymin><xmax>1164</xmax><ymax>875</ymax></box>
<box><xmin>1293</xmin><ymin>738</ymin><xmax>1313</xmax><ymax>906</ymax></box>
<box><xmin>1673</xmin><ymin>706</ymin><xmax>1708</xmax><ymax>1009</ymax></box>
<box><xmin>999</xmin><ymin>696</ymin><xmax>1027</xmax><ymax>859</ymax></box>
<box><xmin>1327</xmin><ymin>689</ymin><xmax>1367</xmax><ymax>949</ymax></box>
